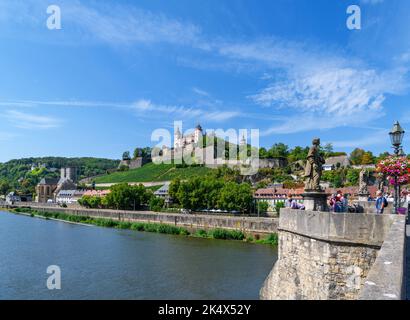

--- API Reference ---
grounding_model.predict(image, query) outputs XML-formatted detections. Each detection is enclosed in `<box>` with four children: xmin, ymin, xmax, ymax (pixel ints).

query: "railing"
<box><xmin>359</xmin><ymin>214</ymin><xmax>407</xmax><ymax>300</ymax></box>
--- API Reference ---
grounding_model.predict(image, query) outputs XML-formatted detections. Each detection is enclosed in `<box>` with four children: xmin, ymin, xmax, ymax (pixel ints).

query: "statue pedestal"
<box><xmin>358</xmin><ymin>193</ymin><xmax>370</xmax><ymax>202</ymax></box>
<box><xmin>302</xmin><ymin>191</ymin><xmax>329</xmax><ymax>212</ymax></box>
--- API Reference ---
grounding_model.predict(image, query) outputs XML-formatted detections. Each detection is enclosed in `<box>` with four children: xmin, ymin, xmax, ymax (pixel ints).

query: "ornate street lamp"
<box><xmin>389</xmin><ymin>121</ymin><xmax>405</xmax><ymax>155</ymax></box>
<box><xmin>389</xmin><ymin>121</ymin><xmax>405</xmax><ymax>213</ymax></box>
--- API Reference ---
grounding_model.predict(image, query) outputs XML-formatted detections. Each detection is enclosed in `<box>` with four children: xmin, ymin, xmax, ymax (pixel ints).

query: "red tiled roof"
<box><xmin>84</xmin><ymin>190</ymin><xmax>111</xmax><ymax>197</ymax></box>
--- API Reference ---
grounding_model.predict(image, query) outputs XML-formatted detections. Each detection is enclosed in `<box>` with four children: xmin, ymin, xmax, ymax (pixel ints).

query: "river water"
<box><xmin>0</xmin><ymin>211</ymin><xmax>277</xmax><ymax>300</ymax></box>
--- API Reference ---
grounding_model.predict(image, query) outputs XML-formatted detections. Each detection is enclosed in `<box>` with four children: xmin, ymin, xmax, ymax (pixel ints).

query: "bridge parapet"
<box><xmin>260</xmin><ymin>209</ymin><xmax>407</xmax><ymax>300</ymax></box>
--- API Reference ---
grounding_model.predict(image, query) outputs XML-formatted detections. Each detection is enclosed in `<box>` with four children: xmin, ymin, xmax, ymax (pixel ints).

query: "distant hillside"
<box><xmin>93</xmin><ymin>163</ymin><xmax>212</xmax><ymax>184</ymax></box>
<box><xmin>0</xmin><ymin>157</ymin><xmax>120</xmax><ymax>195</ymax></box>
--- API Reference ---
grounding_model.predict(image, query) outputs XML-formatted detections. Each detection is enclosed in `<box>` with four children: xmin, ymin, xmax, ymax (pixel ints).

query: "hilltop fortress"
<box><xmin>153</xmin><ymin>124</ymin><xmax>287</xmax><ymax>171</ymax></box>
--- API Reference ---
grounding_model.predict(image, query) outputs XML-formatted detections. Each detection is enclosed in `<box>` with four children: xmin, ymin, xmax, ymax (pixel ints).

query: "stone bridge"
<box><xmin>260</xmin><ymin>208</ymin><xmax>408</xmax><ymax>300</ymax></box>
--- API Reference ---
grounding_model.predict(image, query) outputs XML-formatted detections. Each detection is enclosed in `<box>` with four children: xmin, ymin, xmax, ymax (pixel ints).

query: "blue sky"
<box><xmin>1</xmin><ymin>0</ymin><xmax>410</xmax><ymax>162</ymax></box>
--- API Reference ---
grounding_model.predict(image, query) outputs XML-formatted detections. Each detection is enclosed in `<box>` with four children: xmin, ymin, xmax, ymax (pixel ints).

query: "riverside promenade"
<box><xmin>4</xmin><ymin>203</ymin><xmax>278</xmax><ymax>236</ymax></box>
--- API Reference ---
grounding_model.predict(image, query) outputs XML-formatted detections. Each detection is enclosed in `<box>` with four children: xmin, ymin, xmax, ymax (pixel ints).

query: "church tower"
<box><xmin>174</xmin><ymin>126</ymin><xmax>182</xmax><ymax>148</ymax></box>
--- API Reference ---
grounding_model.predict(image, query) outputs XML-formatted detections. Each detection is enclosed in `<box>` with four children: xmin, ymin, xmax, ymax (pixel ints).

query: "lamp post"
<box><xmin>389</xmin><ymin>121</ymin><xmax>405</xmax><ymax>214</ymax></box>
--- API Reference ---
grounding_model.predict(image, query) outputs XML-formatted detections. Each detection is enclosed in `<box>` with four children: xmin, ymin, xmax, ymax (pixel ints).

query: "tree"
<box><xmin>259</xmin><ymin>147</ymin><xmax>269</xmax><ymax>159</ymax></box>
<box><xmin>217</xmin><ymin>182</ymin><xmax>253</xmax><ymax>213</ymax></box>
<box><xmin>104</xmin><ymin>183</ymin><xmax>150</xmax><ymax>210</ymax></box>
<box><xmin>122</xmin><ymin>151</ymin><xmax>131</xmax><ymax>161</ymax></box>
<box><xmin>361</xmin><ymin>151</ymin><xmax>375</xmax><ymax>165</ymax></box>
<box><xmin>378</xmin><ymin>152</ymin><xmax>390</xmax><ymax>162</ymax></box>
<box><xmin>0</xmin><ymin>180</ymin><xmax>11</xmax><ymax>196</ymax></box>
<box><xmin>257</xmin><ymin>201</ymin><xmax>269</xmax><ymax>215</ymax></box>
<box><xmin>169</xmin><ymin>178</ymin><xmax>181</xmax><ymax>202</ymax></box>
<box><xmin>134</xmin><ymin>147</ymin><xmax>152</xmax><ymax>159</ymax></box>
<box><xmin>350</xmin><ymin>148</ymin><xmax>365</xmax><ymax>165</ymax></box>
<box><xmin>346</xmin><ymin>169</ymin><xmax>360</xmax><ymax>186</ymax></box>
<box><xmin>78</xmin><ymin>195</ymin><xmax>102</xmax><ymax>208</ymax></box>
<box><xmin>323</xmin><ymin>143</ymin><xmax>334</xmax><ymax>157</ymax></box>
<box><xmin>170</xmin><ymin>175</ymin><xmax>253</xmax><ymax>213</ymax></box>
<box><xmin>268</xmin><ymin>143</ymin><xmax>289</xmax><ymax>158</ymax></box>
<box><xmin>288</xmin><ymin>146</ymin><xmax>309</xmax><ymax>163</ymax></box>
<box><xmin>149</xmin><ymin>196</ymin><xmax>165</xmax><ymax>212</ymax></box>
<box><xmin>133</xmin><ymin>148</ymin><xmax>142</xmax><ymax>159</ymax></box>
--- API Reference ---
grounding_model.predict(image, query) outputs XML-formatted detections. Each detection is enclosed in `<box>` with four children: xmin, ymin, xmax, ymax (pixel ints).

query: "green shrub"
<box><xmin>229</xmin><ymin>230</ymin><xmax>245</xmax><ymax>240</ymax></box>
<box><xmin>117</xmin><ymin>221</ymin><xmax>132</xmax><ymax>229</ymax></box>
<box><xmin>256</xmin><ymin>233</ymin><xmax>278</xmax><ymax>246</ymax></box>
<box><xmin>195</xmin><ymin>229</ymin><xmax>208</xmax><ymax>238</ymax></box>
<box><xmin>210</xmin><ymin>229</ymin><xmax>245</xmax><ymax>240</ymax></box>
<box><xmin>179</xmin><ymin>228</ymin><xmax>190</xmax><ymax>236</ymax></box>
<box><xmin>157</xmin><ymin>224</ymin><xmax>186</xmax><ymax>235</ymax></box>
<box><xmin>143</xmin><ymin>223</ymin><xmax>159</xmax><ymax>233</ymax></box>
<box><xmin>130</xmin><ymin>223</ymin><xmax>145</xmax><ymax>231</ymax></box>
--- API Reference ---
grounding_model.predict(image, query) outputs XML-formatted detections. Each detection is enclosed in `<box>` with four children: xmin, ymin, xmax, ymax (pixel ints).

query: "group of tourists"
<box><xmin>329</xmin><ymin>191</ymin><xmax>349</xmax><ymax>213</ymax></box>
<box><xmin>284</xmin><ymin>194</ymin><xmax>305</xmax><ymax>210</ymax></box>
<box><xmin>284</xmin><ymin>190</ymin><xmax>397</xmax><ymax>215</ymax></box>
<box><xmin>328</xmin><ymin>190</ymin><xmax>391</xmax><ymax>214</ymax></box>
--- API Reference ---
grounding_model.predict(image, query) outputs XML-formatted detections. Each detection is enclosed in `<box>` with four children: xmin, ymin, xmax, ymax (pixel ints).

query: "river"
<box><xmin>0</xmin><ymin>211</ymin><xmax>277</xmax><ymax>300</ymax></box>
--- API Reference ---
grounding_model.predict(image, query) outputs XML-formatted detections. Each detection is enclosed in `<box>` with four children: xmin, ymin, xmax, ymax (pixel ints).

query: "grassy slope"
<box><xmin>93</xmin><ymin>163</ymin><xmax>212</xmax><ymax>183</ymax></box>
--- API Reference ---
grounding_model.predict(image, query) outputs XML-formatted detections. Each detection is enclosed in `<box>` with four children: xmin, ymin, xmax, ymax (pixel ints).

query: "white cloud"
<box><xmin>204</xmin><ymin>111</ymin><xmax>241</xmax><ymax>122</ymax></box>
<box><xmin>251</xmin><ymin>68</ymin><xmax>393</xmax><ymax>116</ymax></box>
<box><xmin>219</xmin><ymin>39</ymin><xmax>410</xmax><ymax>135</ymax></box>
<box><xmin>132</xmin><ymin>99</ymin><xmax>240</xmax><ymax>122</ymax></box>
<box><xmin>192</xmin><ymin>87</ymin><xmax>210</xmax><ymax>97</ymax></box>
<box><xmin>332</xmin><ymin>130</ymin><xmax>389</xmax><ymax>148</ymax></box>
<box><xmin>4</xmin><ymin>110</ymin><xmax>62</xmax><ymax>129</ymax></box>
<box><xmin>360</xmin><ymin>0</ymin><xmax>384</xmax><ymax>5</ymax></box>
<box><xmin>63</xmin><ymin>2</ymin><xmax>206</xmax><ymax>48</ymax></box>
<box><xmin>0</xmin><ymin>98</ymin><xmax>242</xmax><ymax>123</ymax></box>
<box><xmin>260</xmin><ymin>111</ymin><xmax>384</xmax><ymax>136</ymax></box>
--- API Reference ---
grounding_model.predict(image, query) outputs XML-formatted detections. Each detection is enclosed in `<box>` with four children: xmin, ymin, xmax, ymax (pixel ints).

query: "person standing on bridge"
<box><xmin>375</xmin><ymin>190</ymin><xmax>388</xmax><ymax>214</ymax></box>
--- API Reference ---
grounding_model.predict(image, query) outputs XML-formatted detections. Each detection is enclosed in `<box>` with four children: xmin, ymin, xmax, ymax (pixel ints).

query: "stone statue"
<box><xmin>377</xmin><ymin>173</ymin><xmax>386</xmax><ymax>192</ymax></box>
<box><xmin>358</xmin><ymin>168</ymin><xmax>369</xmax><ymax>195</ymax></box>
<box><xmin>304</xmin><ymin>138</ymin><xmax>326</xmax><ymax>191</ymax></box>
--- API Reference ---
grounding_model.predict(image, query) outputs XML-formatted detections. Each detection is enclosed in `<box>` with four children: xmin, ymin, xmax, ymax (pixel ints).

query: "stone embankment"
<box><xmin>5</xmin><ymin>203</ymin><xmax>278</xmax><ymax>236</ymax></box>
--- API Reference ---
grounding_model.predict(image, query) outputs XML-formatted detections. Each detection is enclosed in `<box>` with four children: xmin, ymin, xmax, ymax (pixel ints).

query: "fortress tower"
<box><xmin>174</xmin><ymin>123</ymin><xmax>204</xmax><ymax>149</ymax></box>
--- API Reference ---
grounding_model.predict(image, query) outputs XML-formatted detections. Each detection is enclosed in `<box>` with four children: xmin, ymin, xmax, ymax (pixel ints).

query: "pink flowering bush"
<box><xmin>376</xmin><ymin>156</ymin><xmax>410</xmax><ymax>186</ymax></box>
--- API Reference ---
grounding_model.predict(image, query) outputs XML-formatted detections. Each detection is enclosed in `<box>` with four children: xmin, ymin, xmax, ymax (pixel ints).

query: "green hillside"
<box><xmin>0</xmin><ymin>157</ymin><xmax>120</xmax><ymax>196</ymax></box>
<box><xmin>93</xmin><ymin>163</ymin><xmax>212</xmax><ymax>184</ymax></box>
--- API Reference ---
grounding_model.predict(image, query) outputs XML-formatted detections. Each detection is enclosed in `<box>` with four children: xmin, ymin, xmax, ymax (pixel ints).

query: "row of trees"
<box><xmin>259</xmin><ymin>143</ymin><xmax>347</xmax><ymax>162</ymax></box>
<box><xmin>78</xmin><ymin>183</ymin><xmax>164</xmax><ymax>211</ymax></box>
<box><xmin>122</xmin><ymin>147</ymin><xmax>152</xmax><ymax>161</ymax></box>
<box><xmin>321</xmin><ymin>168</ymin><xmax>362</xmax><ymax>188</ymax></box>
<box><xmin>258</xmin><ymin>143</ymin><xmax>388</xmax><ymax>166</ymax></box>
<box><xmin>169</xmin><ymin>176</ymin><xmax>253</xmax><ymax>213</ymax></box>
